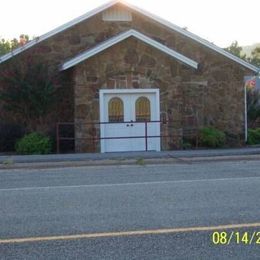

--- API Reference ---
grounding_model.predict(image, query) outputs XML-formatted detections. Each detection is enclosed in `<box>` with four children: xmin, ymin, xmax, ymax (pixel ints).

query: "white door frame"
<box><xmin>99</xmin><ymin>89</ymin><xmax>160</xmax><ymax>153</ymax></box>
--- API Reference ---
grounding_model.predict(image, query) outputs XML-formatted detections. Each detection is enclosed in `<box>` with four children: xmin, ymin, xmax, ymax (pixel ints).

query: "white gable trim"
<box><xmin>124</xmin><ymin>1</ymin><xmax>259</xmax><ymax>73</ymax></box>
<box><xmin>60</xmin><ymin>29</ymin><xmax>198</xmax><ymax>70</ymax></box>
<box><xmin>0</xmin><ymin>0</ymin><xmax>259</xmax><ymax>73</ymax></box>
<box><xmin>0</xmin><ymin>0</ymin><xmax>119</xmax><ymax>64</ymax></box>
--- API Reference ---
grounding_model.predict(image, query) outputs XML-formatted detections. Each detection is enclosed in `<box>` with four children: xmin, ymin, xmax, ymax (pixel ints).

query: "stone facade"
<box><xmin>73</xmin><ymin>35</ymin><xmax>248</xmax><ymax>152</ymax></box>
<box><xmin>0</xmin><ymin>3</ymin><xmax>254</xmax><ymax>152</ymax></box>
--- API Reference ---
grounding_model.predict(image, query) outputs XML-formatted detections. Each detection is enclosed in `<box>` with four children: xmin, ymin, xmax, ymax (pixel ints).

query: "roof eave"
<box><xmin>0</xmin><ymin>0</ymin><xmax>120</xmax><ymax>64</ymax></box>
<box><xmin>121</xmin><ymin>1</ymin><xmax>259</xmax><ymax>73</ymax></box>
<box><xmin>0</xmin><ymin>0</ymin><xmax>258</xmax><ymax>73</ymax></box>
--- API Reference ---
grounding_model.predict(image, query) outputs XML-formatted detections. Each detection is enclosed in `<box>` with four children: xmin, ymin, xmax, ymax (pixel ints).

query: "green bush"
<box><xmin>182</xmin><ymin>141</ymin><xmax>192</xmax><ymax>150</ymax></box>
<box><xmin>15</xmin><ymin>132</ymin><xmax>52</xmax><ymax>155</ymax></box>
<box><xmin>247</xmin><ymin>128</ymin><xmax>260</xmax><ymax>145</ymax></box>
<box><xmin>199</xmin><ymin>127</ymin><xmax>226</xmax><ymax>148</ymax></box>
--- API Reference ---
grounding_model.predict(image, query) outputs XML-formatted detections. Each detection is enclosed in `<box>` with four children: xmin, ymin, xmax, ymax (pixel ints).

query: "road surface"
<box><xmin>1</xmin><ymin>160</ymin><xmax>260</xmax><ymax>259</ymax></box>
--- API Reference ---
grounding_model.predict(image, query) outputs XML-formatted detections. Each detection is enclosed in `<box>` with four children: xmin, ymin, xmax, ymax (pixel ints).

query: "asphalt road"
<box><xmin>1</xmin><ymin>160</ymin><xmax>260</xmax><ymax>259</ymax></box>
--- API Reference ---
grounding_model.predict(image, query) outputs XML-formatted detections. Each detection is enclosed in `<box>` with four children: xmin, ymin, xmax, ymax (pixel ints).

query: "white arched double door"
<box><xmin>100</xmin><ymin>89</ymin><xmax>160</xmax><ymax>153</ymax></box>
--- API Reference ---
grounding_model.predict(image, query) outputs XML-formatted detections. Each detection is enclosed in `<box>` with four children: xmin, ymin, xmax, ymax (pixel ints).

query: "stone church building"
<box><xmin>0</xmin><ymin>0</ymin><xmax>259</xmax><ymax>153</ymax></box>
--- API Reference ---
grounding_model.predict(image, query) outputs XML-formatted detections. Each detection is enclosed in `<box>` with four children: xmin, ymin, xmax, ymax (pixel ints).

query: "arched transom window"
<box><xmin>135</xmin><ymin>97</ymin><xmax>151</xmax><ymax>122</ymax></box>
<box><xmin>108</xmin><ymin>97</ymin><xmax>124</xmax><ymax>122</ymax></box>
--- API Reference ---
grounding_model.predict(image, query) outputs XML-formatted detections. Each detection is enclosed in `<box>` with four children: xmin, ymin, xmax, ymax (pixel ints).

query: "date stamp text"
<box><xmin>211</xmin><ymin>231</ymin><xmax>260</xmax><ymax>245</ymax></box>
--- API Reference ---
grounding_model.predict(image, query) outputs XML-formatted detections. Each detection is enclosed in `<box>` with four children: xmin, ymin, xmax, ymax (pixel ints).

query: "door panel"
<box><xmin>101</xmin><ymin>90</ymin><xmax>160</xmax><ymax>153</ymax></box>
<box><xmin>104</xmin><ymin>94</ymin><xmax>133</xmax><ymax>152</ymax></box>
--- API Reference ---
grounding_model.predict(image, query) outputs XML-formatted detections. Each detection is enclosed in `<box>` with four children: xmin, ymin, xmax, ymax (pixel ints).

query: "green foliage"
<box><xmin>0</xmin><ymin>55</ymin><xmax>59</xmax><ymax>132</ymax></box>
<box><xmin>0</xmin><ymin>35</ymin><xmax>30</xmax><ymax>56</ymax></box>
<box><xmin>182</xmin><ymin>141</ymin><xmax>192</xmax><ymax>150</ymax></box>
<box><xmin>0</xmin><ymin>39</ymin><xmax>12</xmax><ymax>56</ymax></box>
<box><xmin>249</xmin><ymin>47</ymin><xmax>260</xmax><ymax>67</ymax></box>
<box><xmin>15</xmin><ymin>132</ymin><xmax>52</xmax><ymax>155</ymax></box>
<box><xmin>2</xmin><ymin>158</ymin><xmax>14</xmax><ymax>165</ymax></box>
<box><xmin>247</xmin><ymin>128</ymin><xmax>260</xmax><ymax>145</ymax></box>
<box><xmin>0</xmin><ymin>123</ymin><xmax>25</xmax><ymax>152</ymax></box>
<box><xmin>225</xmin><ymin>41</ymin><xmax>246</xmax><ymax>60</ymax></box>
<box><xmin>247</xmin><ymin>89</ymin><xmax>260</xmax><ymax>128</ymax></box>
<box><xmin>136</xmin><ymin>157</ymin><xmax>145</xmax><ymax>166</ymax></box>
<box><xmin>225</xmin><ymin>42</ymin><xmax>260</xmax><ymax>67</ymax></box>
<box><xmin>199</xmin><ymin>127</ymin><xmax>226</xmax><ymax>148</ymax></box>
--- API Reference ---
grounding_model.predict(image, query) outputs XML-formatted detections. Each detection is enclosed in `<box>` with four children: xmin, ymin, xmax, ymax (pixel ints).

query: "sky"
<box><xmin>0</xmin><ymin>0</ymin><xmax>259</xmax><ymax>48</ymax></box>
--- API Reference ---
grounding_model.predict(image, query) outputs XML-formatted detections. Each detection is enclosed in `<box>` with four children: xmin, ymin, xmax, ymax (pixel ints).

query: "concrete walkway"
<box><xmin>0</xmin><ymin>147</ymin><xmax>260</xmax><ymax>168</ymax></box>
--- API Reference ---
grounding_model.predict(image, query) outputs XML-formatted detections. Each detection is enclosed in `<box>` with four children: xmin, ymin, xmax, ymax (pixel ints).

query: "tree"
<box><xmin>225</xmin><ymin>41</ymin><xmax>246</xmax><ymax>59</ymax></box>
<box><xmin>249</xmin><ymin>47</ymin><xmax>260</xmax><ymax>67</ymax></box>
<box><xmin>0</xmin><ymin>39</ymin><xmax>11</xmax><ymax>56</ymax></box>
<box><xmin>0</xmin><ymin>54</ymin><xmax>60</xmax><ymax>133</ymax></box>
<box><xmin>0</xmin><ymin>35</ymin><xmax>29</xmax><ymax>56</ymax></box>
<box><xmin>247</xmin><ymin>88</ymin><xmax>260</xmax><ymax>128</ymax></box>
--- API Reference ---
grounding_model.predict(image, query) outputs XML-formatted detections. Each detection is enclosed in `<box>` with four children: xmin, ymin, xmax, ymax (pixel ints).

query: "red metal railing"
<box><xmin>56</xmin><ymin>120</ymin><xmax>199</xmax><ymax>153</ymax></box>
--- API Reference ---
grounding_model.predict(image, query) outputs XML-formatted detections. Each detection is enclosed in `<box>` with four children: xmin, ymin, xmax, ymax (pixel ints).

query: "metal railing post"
<box><xmin>56</xmin><ymin>123</ymin><xmax>60</xmax><ymax>154</ymax></box>
<box><xmin>55</xmin><ymin>120</ymin><xmax>184</xmax><ymax>153</ymax></box>
<box><xmin>145</xmin><ymin>121</ymin><xmax>148</xmax><ymax>151</ymax></box>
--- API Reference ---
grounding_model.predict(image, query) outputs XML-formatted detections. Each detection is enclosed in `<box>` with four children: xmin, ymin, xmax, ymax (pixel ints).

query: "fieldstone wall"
<box><xmin>0</xmin><ymin>3</ymin><xmax>253</xmax><ymax>152</ymax></box>
<box><xmin>73</xmin><ymin>36</ymin><xmax>246</xmax><ymax>152</ymax></box>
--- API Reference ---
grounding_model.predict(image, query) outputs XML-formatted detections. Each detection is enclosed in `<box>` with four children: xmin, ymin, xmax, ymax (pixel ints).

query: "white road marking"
<box><xmin>0</xmin><ymin>176</ymin><xmax>260</xmax><ymax>192</ymax></box>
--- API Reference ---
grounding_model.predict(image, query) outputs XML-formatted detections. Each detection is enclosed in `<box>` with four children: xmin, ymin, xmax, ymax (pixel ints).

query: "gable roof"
<box><xmin>61</xmin><ymin>29</ymin><xmax>198</xmax><ymax>71</ymax></box>
<box><xmin>0</xmin><ymin>0</ymin><xmax>259</xmax><ymax>73</ymax></box>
